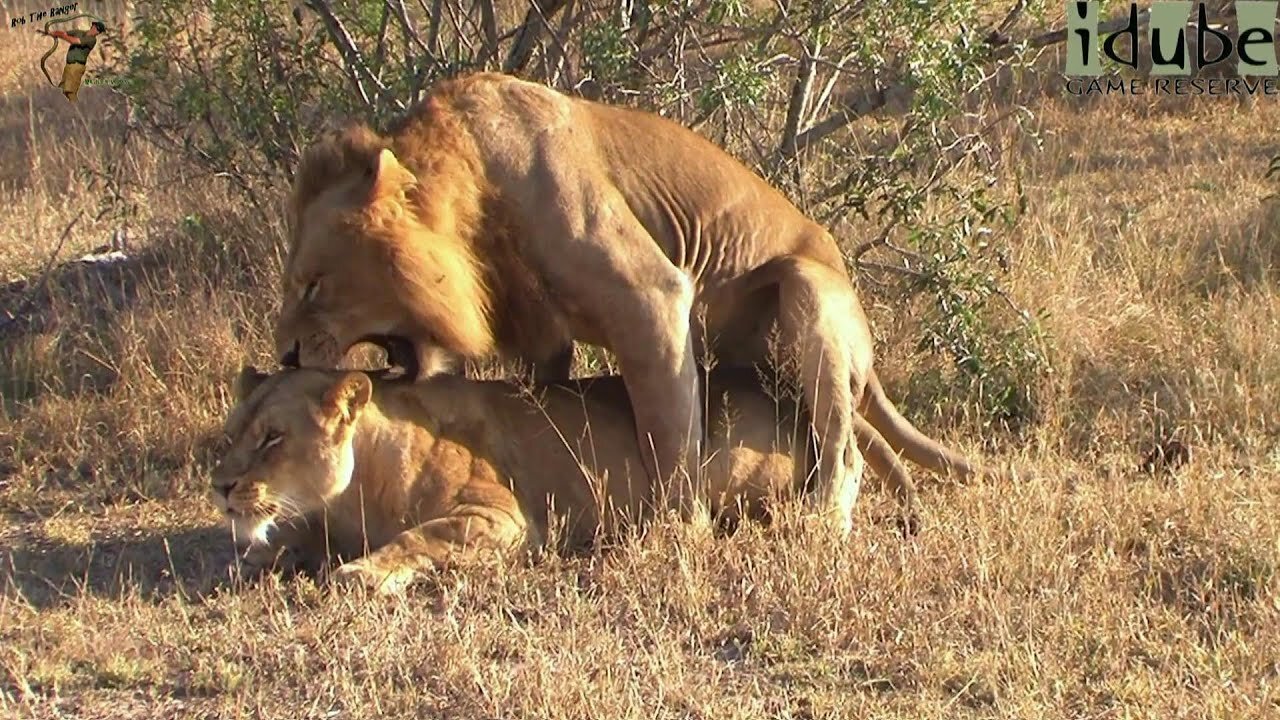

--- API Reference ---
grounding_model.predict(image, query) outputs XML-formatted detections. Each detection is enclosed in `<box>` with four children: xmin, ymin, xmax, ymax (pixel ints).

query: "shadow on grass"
<box><xmin>0</xmin><ymin>522</ymin><xmax>237</xmax><ymax>609</ymax></box>
<box><xmin>0</xmin><ymin>212</ymin><xmax>280</xmax><ymax>411</ymax></box>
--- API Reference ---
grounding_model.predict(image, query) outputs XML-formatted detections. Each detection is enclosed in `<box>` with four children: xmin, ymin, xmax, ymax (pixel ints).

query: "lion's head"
<box><xmin>211</xmin><ymin>366</ymin><xmax>372</xmax><ymax>547</ymax></box>
<box><xmin>276</xmin><ymin>124</ymin><xmax>495</xmax><ymax>380</ymax></box>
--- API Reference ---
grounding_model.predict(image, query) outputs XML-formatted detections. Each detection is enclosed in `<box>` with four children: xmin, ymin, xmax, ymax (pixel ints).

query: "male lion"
<box><xmin>212</xmin><ymin>365</ymin><xmax>918</xmax><ymax>594</ymax></box>
<box><xmin>275</xmin><ymin>71</ymin><xmax>982</xmax><ymax>533</ymax></box>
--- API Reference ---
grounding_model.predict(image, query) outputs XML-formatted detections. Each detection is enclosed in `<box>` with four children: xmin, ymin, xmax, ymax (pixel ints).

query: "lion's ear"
<box><xmin>363</xmin><ymin>147</ymin><xmax>416</xmax><ymax>200</ymax></box>
<box><xmin>235</xmin><ymin>366</ymin><xmax>271</xmax><ymax>402</ymax></box>
<box><xmin>321</xmin><ymin>372</ymin><xmax>373</xmax><ymax>426</ymax></box>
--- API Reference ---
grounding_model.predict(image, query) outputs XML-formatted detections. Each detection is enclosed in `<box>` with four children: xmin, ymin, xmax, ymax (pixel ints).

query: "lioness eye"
<box><xmin>303</xmin><ymin>279</ymin><xmax>320</xmax><ymax>301</ymax></box>
<box><xmin>258</xmin><ymin>431</ymin><xmax>283</xmax><ymax>451</ymax></box>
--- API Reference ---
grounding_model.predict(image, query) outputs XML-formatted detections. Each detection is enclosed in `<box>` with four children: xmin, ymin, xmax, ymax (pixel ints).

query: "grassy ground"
<box><xmin>2</xmin><ymin>23</ymin><xmax>1280</xmax><ymax>720</ymax></box>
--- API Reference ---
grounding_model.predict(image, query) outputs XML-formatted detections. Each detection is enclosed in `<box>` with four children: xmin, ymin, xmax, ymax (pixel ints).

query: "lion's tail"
<box><xmin>858</xmin><ymin>370</ymin><xmax>991</xmax><ymax>482</ymax></box>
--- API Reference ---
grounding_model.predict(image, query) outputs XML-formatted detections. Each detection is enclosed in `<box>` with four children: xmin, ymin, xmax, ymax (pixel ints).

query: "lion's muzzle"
<box><xmin>275</xmin><ymin>331</ymin><xmax>342</xmax><ymax>369</ymax></box>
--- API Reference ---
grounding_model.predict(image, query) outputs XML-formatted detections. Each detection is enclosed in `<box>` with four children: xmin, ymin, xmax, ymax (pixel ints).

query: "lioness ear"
<box><xmin>321</xmin><ymin>372</ymin><xmax>373</xmax><ymax>426</ymax></box>
<box><xmin>235</xmin><ymin>366</ymin><xmax>271</xmax><ymax>402</ymax></box>
<box><xmin>364</xmin><ymin>147</ymin><xmax>416</xmax><ymax>200</ymax></box>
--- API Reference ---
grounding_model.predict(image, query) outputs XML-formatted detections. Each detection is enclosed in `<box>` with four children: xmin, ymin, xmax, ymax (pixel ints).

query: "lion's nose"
<box><xmin>280</xmin><ymin>340</ymin><xmax>300</xmax><ymax>368</ymax></box>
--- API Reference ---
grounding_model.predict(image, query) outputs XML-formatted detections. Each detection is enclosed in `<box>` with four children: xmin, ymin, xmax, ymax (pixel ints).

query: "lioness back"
<box><xmin>379</xmin><ymin>366</ymin><xmax>820</xmax><ymax>539</ymax></box>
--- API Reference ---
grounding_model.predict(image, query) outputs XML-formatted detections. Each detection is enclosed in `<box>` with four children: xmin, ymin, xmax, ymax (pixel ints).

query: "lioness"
<box><xmin>212</xmin><ymin>366</ymin><xmax>923</xmax><ymax>594</ymax></box>
<box><xmin>274</xmin><ymin>71</ymin><xmax>982</xmax><ymax>533</ymax></box>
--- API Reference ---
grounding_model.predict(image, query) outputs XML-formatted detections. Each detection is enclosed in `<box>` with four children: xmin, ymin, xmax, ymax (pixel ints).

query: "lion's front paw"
<box><xmin>329</xmin><ymin>559</ymin><xmax>414</xmax><ymax>596</ymax></box>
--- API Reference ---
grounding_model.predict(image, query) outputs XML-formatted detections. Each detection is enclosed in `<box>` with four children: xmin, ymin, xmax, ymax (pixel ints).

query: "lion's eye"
<box><xmin>257</xmin><ymin>431</ymin><xmax>283</xmax><ymax>452</ymax></box>
<box><xmin>303</xmin><ymin>279</ymin><xmax>320</xmax><ymax>302</ymax></box>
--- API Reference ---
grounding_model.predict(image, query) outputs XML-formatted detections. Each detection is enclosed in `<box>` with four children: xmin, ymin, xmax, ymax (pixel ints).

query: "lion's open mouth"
<box><xmin>356</xmin><ymin>334</ymin><xmax>419</xmax><ymax>381</ymax></box>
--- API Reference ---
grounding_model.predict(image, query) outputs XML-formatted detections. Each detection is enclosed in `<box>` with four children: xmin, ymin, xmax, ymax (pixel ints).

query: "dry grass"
<box><xmin>2</xmin><ymin>30</ymin><xmax>1279</xmax><ymax>720</ymax></box>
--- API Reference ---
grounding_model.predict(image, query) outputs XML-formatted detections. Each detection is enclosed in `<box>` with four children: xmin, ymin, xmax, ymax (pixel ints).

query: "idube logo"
<box><xmin>1064</xmin><ymin>1</ymin><xmax>1280</xmax><ymax>96</ymax></box>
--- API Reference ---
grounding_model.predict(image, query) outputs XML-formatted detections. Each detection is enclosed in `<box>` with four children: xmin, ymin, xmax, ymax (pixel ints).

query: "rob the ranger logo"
<box><xmin>1066</xmin><ymin>1</ymin><xmax>1279</xmax><ymax>76</ymax></box>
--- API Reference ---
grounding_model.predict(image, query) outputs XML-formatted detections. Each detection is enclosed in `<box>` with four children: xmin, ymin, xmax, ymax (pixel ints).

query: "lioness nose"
<box><xmin>212</xmin><ymin>475</ymin><xmax>235</xmax><ymax>499</ymax></box>
<box><xmin>280</xmin><ymin>340</ymin><xmax>300</xmax><ymax>368</ymax></box>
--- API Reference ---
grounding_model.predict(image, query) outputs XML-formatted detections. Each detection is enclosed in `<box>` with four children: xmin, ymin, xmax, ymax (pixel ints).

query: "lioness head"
<box><xmin>211</xmin><ymin>366</ymin><xmax>372</xmax><ymax>546</ymax></box>
<box><xmin>276</xmin><ymin>125</ymin><xmax>494</xmax><ymax>380</ymax></box>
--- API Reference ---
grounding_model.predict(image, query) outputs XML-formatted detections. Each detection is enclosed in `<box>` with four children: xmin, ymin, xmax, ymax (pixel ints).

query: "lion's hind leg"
<box><xmin>774</xmin><ymin>257</ymin><xmax>874</xmax><ymax>536</ymax></box>
<box><xmin>833</xmin><ymin>433</ymin><xmax>866</xmax><ymax>530</ymax></box>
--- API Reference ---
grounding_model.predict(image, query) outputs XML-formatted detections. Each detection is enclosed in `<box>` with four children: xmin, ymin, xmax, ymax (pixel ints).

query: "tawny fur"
<box><xmin>275</xmin><ymin>71</ymin><xmax>987</xmax><ymax>533</ymax></box>
<box><xmin>211</xmin><ymin>367</ymin><xmax>875</xmax><ymax>594</ymax></box>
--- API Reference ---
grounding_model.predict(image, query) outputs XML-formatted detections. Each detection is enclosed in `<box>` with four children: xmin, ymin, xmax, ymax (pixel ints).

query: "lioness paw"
<box><xmin>329</xmin><ymin>559</ymin><xmax>413</xmax><ymax>596</ymax></box>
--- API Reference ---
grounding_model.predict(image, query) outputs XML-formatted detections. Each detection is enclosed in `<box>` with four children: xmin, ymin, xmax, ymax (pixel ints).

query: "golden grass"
<box><xmin>2</xmin><ymin>34</ymin><xmax>1279</xmax><ymax>719</ymax></box>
